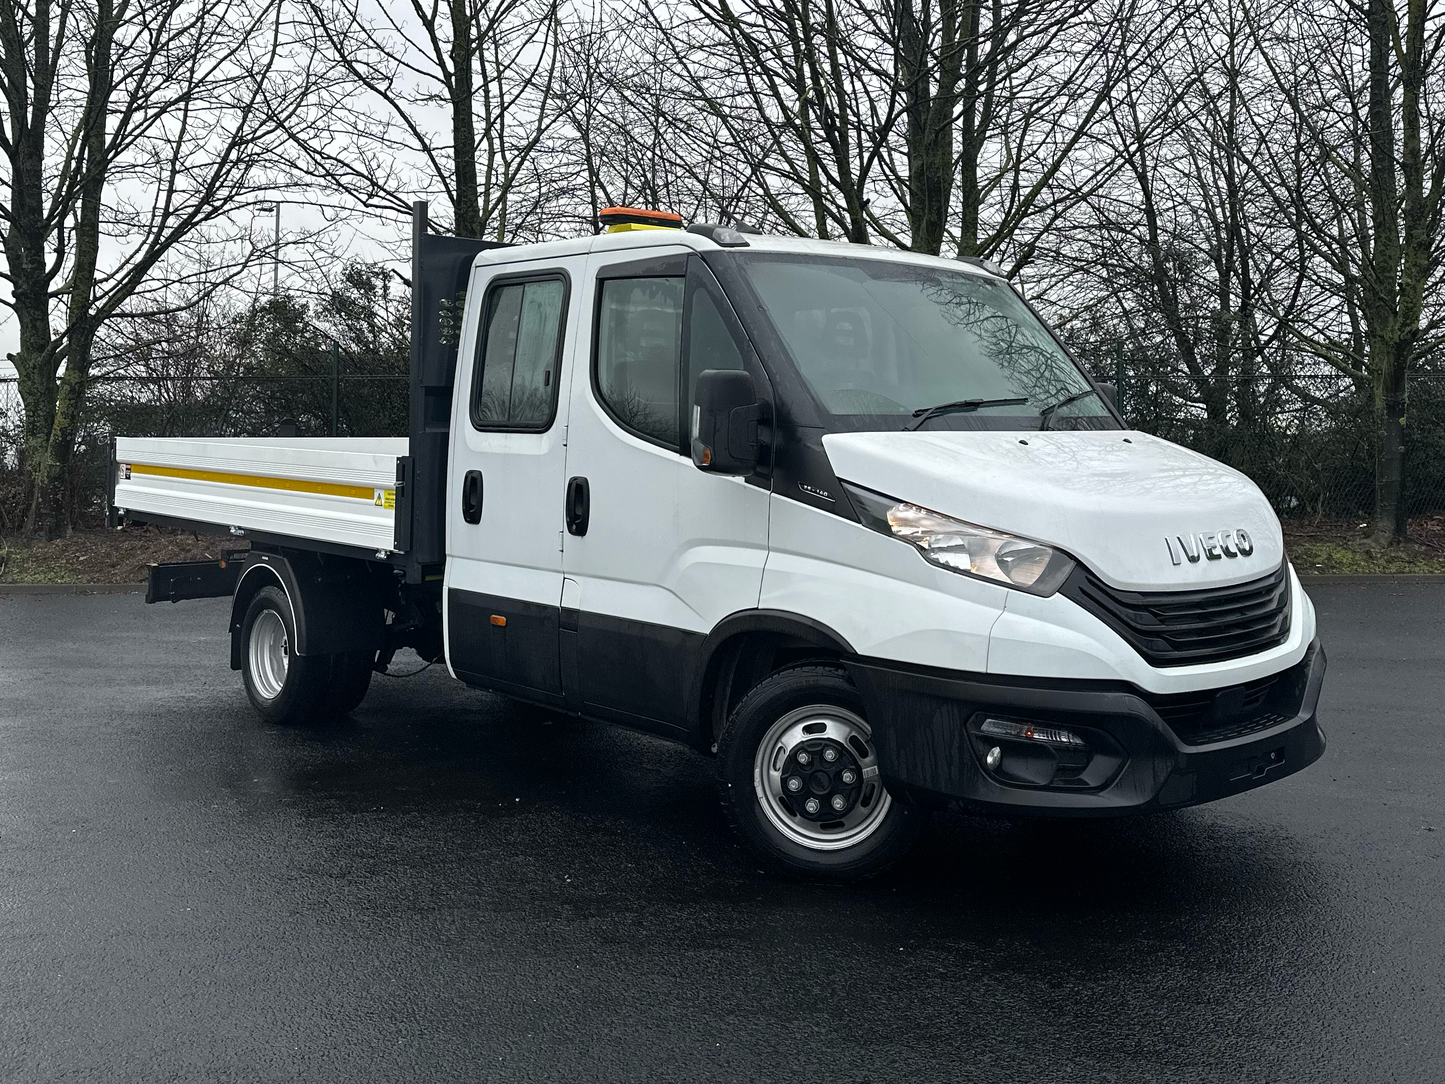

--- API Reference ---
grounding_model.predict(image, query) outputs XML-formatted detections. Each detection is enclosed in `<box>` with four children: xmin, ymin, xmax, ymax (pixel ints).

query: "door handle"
<box><xmin>565</xmin><ymin>476</ymin><xmax>589</xmax><ymax>536</ymax></box>
<box><xmin>461</xmin><ymin>469</ymin><xmax>483</xmax><ymax>524</ymax></box>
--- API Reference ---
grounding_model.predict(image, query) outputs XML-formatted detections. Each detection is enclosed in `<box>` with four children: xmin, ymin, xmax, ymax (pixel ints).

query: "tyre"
<box><xmin>240</xmin><ymin>585</ymin><xmax>331</xmax><ymax>725</ymax></box>
<box><xmin>716</xmin><ymin>664</ymin><xmax>926</xmax><ymax>880</ymax></box>
<box><xmin>327</xmin><ymin>650</ymin><xmax>375</xmax><ymax>716</ymax></box>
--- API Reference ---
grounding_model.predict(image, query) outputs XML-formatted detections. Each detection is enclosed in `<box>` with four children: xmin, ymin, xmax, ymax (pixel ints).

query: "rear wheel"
<box><xmin>716</xmin><ymin>665</ymin><xmax>926</xmax><ymax>880</ymax></box>
<box><xmin>240</xmin><ymin>585</ymin><xmax>331</xmax><ymax>724</ymax></box>
<box><xmin>327</xmin><ymin>650</ymin><xmax>375</xmax><ymax>716</ymax></box>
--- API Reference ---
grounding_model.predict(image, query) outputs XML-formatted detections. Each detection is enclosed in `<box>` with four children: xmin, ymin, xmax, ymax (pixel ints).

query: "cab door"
<box><xmin>559</xmin><ymin>250</ymin><xmax>772</xmax><ymax>733</ymax></box>
<box><xmin>445</xmin><ymin>255</ymin><xmax>583</xmax><ymax>706</ymax></box>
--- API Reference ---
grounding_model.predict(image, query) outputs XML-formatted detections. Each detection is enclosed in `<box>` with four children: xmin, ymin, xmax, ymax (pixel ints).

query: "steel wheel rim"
<box><xmin>753</xmin><ymin>704</ymin><xmax>892</xmax><ymax>851</ymax></box>
<box><xmin>249</xmin><ymin>609</ymin><xmax>289</xmax><ymax>701</ymax></box>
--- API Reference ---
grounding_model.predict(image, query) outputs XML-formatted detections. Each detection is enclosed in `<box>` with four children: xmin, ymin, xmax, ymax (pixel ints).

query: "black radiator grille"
<box><xmin>1142</xmin><ymin>653</ymin><xmax>1311</xmax><ymax>745</ymax></box>
<box><xmin>1061</xmin><ymin>563</ymin><xmax>1291</xmax><ymax>667</ymax></box>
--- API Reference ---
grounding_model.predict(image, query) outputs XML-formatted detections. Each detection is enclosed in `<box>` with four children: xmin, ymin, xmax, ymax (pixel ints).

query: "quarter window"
<box><xmin>595</xmin><ymin>277</ymin><xmax>684</xmax><ymax>449</ymax></box>
<box><xmin>471</xmin><ymin>276</ymin><xmax>566</xmax><ymax>429</ymax></box>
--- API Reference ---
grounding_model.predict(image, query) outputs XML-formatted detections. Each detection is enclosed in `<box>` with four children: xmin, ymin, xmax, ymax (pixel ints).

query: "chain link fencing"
<box><xmin>0</xmin><ymin>364</ymin><xmax>408</xmax><ymax>531</ymax></box>
<box><xmin>1100</xmin><ymin>363</ymin><xmax>1445</xmax><ymax>523</ymax></box>
<box><xmin>5</xmin><ymin>358</ymin><xmax>1445</xmax><ymax>534</ymax></box>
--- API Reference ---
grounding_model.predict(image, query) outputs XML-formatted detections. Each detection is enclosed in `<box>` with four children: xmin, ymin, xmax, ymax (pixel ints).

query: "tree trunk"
<box><xmin>2</xmin><ymin>0</ymin><xmax>59</xmax><ymax>532</ymax></box>
<box><xmin>1372</xmin><ymin>339</ymin><xmax>1407</xmax><ymax>542</ymax></box>
<box><xmin>955</xmin><ymin>0</ymin><xmax>982</xmax><ymax>257</ymax></box>
<box><xmin>24</xmin><ymin>0</ymin><xmax>114</xmax><ymax>538</ymax></box>
<box><xmin>450</xmin><ymin>0</ymin><xmax>483</xmax><ymax>239</ymax></box>
<box><xmin>1364</xmin><ymin>0</ymin><xmax>1404</xmax><ymax>545</ymax></box>
<box><xmin>897</xmin><ymin>0</ymin><xmax>961</xmax><ymax>255</ymax></box>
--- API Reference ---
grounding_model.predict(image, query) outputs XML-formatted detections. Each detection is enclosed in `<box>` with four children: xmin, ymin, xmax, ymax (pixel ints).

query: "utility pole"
<box><xmin>255</xmin><ymin>203</ymin><xmax>280</xmax><ymax>295</ymax></box>
<box><xmin>330</xmin><ymin>339</ymin><xmax>339</xmax><ymax>437</ymax></box>
<box><xmin>1114</xmin><ymin>339</ymin><xmax>1126</xmax><ymax>421</ymax></box>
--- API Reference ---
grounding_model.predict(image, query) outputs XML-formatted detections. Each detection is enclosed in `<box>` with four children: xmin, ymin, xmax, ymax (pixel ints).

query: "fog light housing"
<box><xmin>978</xmin><ymin>717</ymin><xmax>1085</xmax><ymax>747</ymax></box>
<box><xmin>967</xmin><ymin>713</ymin><xmax>1126</xmax><ymax>790</ymax></box>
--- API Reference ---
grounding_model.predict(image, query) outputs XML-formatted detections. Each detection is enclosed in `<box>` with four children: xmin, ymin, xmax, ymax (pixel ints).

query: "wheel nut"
<box><xmin>830</xmin><ymin>794</ymin><xmax>847</xmax><ymax>812</ymax></box>
<box><xmin>786</xmin><ymin>776</ymin><xmax>803</xmax><ymax>793</ymax></box>
<box><xmin>986</xmin><ymin>745</ymin><xmax>1002</xmax><ymax>769</ymax></box>
<box><xmin>796</xmin><ymin>750</ymin><xmax>812</xmax><ymax>766</ymax></box>
<box><xmin>804</xmin><ymin>797</ymin><xmax>821</xmax><ymax>814</ymax></box>
<box><xmin>823</xmin><ymin>747</ymin><xmax>838</xmax><ymax>763</ymax></box>
<box><xmin>841</xmin><ymin>769</ymin><xmax>857</xmax><ymax>785</ymax></box>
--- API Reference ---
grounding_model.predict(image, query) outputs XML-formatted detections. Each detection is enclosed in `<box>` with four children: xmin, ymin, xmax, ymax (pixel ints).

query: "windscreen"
<box><xmin>734</xmin><ymin>254</ymin><xmax>1115</xmax><ymax>431</ymax></box>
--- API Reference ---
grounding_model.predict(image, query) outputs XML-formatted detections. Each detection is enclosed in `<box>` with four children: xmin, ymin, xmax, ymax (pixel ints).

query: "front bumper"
<box><xmin>846</xmin><ymin>639</ymin><xmax>1326</xmax><ymax>816</ymax></box>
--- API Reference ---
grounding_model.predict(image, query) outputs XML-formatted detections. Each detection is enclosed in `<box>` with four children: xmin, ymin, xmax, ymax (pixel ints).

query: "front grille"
<box><xmin>1147</xmin><ymin>673</ymin><xmax>1289</xmax><ymax>744</ymax></box>
<box><xmin>1061</xmin><ymin>562</ymin><xmax>1290</xmax><ymax>667</ymax></box>
<box><xmin>1142</xmin><ymin>656</ymin><xmax>1310</xmax><ymax>745</ymax></box>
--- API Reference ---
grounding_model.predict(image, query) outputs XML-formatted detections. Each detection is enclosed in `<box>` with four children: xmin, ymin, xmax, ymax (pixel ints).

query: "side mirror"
<box><xmin>691</xmin><ymin>369</ymin><xmax>760</xmax><ymax>475</ymax></box>
<box><xmin>1097</xmin><ymin>382</ymin><xmax>1118</xmax><ymax>410</ymax></box>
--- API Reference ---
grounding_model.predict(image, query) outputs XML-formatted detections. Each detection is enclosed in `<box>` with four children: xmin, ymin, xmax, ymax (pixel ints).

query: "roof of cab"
<box><xmin>471</xmin><ymin>226</ymin><xmax>996</xmax><ymax>279</ymax></box>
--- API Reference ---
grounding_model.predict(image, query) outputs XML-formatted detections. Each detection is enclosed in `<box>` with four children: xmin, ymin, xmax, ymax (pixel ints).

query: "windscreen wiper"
<box><xmin>1036</xmin><ymin>389</ymin><xmax>1100</xmax><ymax>431</ymax></box>
<box><xmin>905</xmin><ymin>397</ymin><xmax>1029</xmax><ymax>431</ymax></box>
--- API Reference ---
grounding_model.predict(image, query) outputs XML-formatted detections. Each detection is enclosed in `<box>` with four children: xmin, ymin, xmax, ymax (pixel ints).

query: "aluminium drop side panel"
<box><xmin>114</xmin><ymin>436</ymin><xmax>406</xmax><ymax>553</ymax></box>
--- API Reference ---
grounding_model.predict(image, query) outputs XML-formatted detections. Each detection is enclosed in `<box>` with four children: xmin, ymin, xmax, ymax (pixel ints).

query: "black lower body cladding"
<box><xmin>846</xmin><ymin>640</ymin><xmax>1326</xmax><ymax>816</ymax></box>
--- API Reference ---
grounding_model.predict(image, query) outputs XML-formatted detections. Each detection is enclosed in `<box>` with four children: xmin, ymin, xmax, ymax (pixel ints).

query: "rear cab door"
<box><xmin>445</xmin><ymin>246</ymin><xmax>588</xmax><ymax>706</ymax></box>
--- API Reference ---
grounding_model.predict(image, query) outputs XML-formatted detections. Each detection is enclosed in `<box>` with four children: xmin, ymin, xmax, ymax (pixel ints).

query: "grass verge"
<box><xmin>0</xmin><ymin>525</ymin><xmax>245</xmax><ymax>584</ymax></box>
<box><xmin>1284</xmin><ymin>514</ymin><xmax>1445</xmax><ymax>575</ymax></box>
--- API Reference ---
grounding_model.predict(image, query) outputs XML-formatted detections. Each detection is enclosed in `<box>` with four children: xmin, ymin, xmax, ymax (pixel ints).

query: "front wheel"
<box><xmin>716</xmin><ymin>665</ymin><xmax>926</xmax><ymax>880</ymax></box>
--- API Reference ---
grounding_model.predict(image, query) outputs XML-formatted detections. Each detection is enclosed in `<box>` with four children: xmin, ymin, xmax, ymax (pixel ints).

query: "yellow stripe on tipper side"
<box><xmin>128</xmin><ymin>462</ymin><xmax>382</xmax><ymax>502</ymax></box>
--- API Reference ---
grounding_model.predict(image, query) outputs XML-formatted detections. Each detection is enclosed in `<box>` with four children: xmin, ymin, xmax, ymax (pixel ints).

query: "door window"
<box><xmin>594</xmin><ymin>277</ymin><xmax>684</xmax><ymax>449</ymax></box>
<box><xmin>685</xmin><ymin>284</ymin><xmax>748</xmax><ymax>419</ymax></box>
<box><xmin>471</xmin><ymin>276</ymin><xmax>567</xmax><ymax>430</ymax></box>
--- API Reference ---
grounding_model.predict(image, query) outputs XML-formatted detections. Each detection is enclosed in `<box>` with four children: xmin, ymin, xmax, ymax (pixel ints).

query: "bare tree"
<box><xmin>883</xmin><ymin>0</ymin><xmax>1155</xmax><ymax>266</ymax></box>
<box><xmin>1251</xmin><ymin>0</ymin><xmax>1445</xmax><ymax>543</ymax></box>
<box><xmin>660</xmin><ymin>0</ymin><xmax>892</xmax><ymax>241</ymax></box>
<box><xmin>297</xmin><ymin>0</ymin><xmax>567</xmax><ymax>242</ymax></box>
<box><xmin>658</xmin><ymin>0</ymin><xmax>1154</xmax><ymax>270</ymax></box>
<box><xmin>0</xmin><ymin>0</ymin><xmax>304</xmax><ymax>536</ymax></box>
<box><xmin>557</xmin><ymin>6</ymin><xmax>773</xmax><ymax>231</ymax></box>
<box><xmin>1054</xmin><ymin>2</ymin><xmax>1309</xmax><ymax>465</ymax></box>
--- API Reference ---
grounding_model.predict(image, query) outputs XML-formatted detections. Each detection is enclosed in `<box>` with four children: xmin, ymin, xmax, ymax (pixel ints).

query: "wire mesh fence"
<box><xmin>0</xmin><ymin>367</ymin><xmax>409</xmax><ymax>531</ymax></box>
<box><xmin>1100</xmin><ymin>364</ymin><xmax>1445</xmax><ymax>523</ymax></box>
<box><xmin>5</xmin><ymin>358</ymin><xmax>1445</xmax><ymax>533</ymax></box>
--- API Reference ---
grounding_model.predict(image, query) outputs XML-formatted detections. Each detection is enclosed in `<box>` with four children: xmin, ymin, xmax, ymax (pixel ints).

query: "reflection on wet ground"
<box><xmin>0</xmin><ymin>587</ymin><xmax>1439</xmax><ymax>1082</ymax></box>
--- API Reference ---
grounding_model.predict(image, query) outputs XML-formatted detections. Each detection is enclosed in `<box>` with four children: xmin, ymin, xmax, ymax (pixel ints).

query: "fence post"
<box><xmin>1114</xmin><ymin>339</ymin><xmax>1126</xmax><ymax>421</ymax></box>
<box><xmin>330</xmin><ymin>340</ymin><xmax>339</xmax><ymax>437</ymax></box>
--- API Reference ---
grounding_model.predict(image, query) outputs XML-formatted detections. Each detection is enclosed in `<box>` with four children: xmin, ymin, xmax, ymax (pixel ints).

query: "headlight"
<box><xmin>843</xmin><ymin>483</ymin><xmax>1075</xmax><ymax>595</ymax></box>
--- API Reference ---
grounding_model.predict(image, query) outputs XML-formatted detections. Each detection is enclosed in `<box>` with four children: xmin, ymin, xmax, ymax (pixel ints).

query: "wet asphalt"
<box><xmin>0</xmin><ymin>584</ymin><xmax>1441</xmax><ymax>1083</ymax></box>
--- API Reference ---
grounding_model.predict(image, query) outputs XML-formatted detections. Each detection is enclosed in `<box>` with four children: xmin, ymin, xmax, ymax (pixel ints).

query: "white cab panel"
<box><xmin>560</xmin><ymin>249</ymin><xmax>770</xmax><ymax>635</ymax></box>
<box><xmin>445</xmin><ymin>253</ymin><xmax>588</xmax><ymax>608</ymax></box>
<box><xmin>760</xmin><ymin>495</ymin><xmax>1009</xmax><ymax>671</ymax></box>
<box><xmin>562</xmin><ymin>412</ymin><xmax>770</xmax><ymax>632</ymax></box>
<box><xmin>823</xmin><ymin>429</ymin><xmax>1283</xmax><ymax>591</ymax></box>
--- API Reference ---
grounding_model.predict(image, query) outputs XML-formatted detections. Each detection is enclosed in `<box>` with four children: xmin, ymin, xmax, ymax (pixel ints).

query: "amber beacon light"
<box><xmin>598</xmin><ymin>206</ymin><xmax>684</xmax><ymax>233</ymax></box>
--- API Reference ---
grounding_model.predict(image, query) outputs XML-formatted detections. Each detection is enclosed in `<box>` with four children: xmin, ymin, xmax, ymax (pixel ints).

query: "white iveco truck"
<box><xmin>114</xmin><ymin>205</ymin><xmax>1326</xmax><ymax>879</ymax></box>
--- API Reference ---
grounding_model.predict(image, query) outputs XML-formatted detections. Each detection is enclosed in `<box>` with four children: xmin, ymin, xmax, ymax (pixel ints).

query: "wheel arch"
<box><xmin>686</xmin><ymin>609</ymin><xmax>857</xmax><ymax>752</ymax></box>
<box><xmin>229</xmin><ymin>558</ymin><xmax>293</xmax><ymax>670</ymax></box>
<box><xmin>229</xmin><ymin>548</ymin><xmax>386</xmax><ymax>670</ymax></box>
